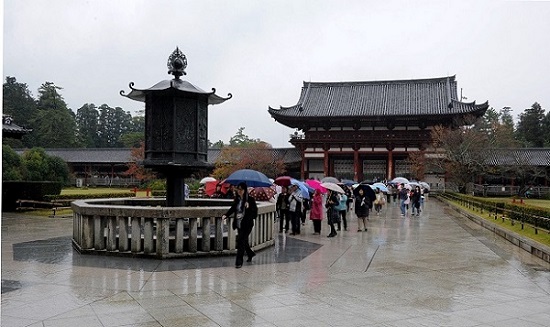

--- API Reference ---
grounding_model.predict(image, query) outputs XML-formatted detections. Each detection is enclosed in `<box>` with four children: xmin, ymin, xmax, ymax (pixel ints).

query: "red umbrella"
<box><xmin>205</xmin><ymin>181</ymin><xmax>229</xmax><ymax>197</ymax></box>
<box><xmin>248</xmin><ymin>186</ymin><xmax>276</xmax><ymax>201</ymax></box>
<box><xmin>274</xmin><ymin>176</ymin><xmax>293</xmax><ymax>187</ymax></box>
<box><xmin>305</xmin><ymin>179</ymin><xmax>327</xmax><ymax>193</ymax></box>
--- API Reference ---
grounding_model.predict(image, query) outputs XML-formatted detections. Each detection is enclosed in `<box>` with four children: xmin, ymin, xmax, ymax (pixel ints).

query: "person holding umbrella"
<box><xmin>325</xmin><ymin>190</ymin><xmax>340</xmax><ymax>237</ymax></box>
<box><xmin>398</xmin><ymin>184</ymin><xmax>409</xmax><ymax>216</ymax></box>
<box><xmin>309</xmin><ymin>189</ymin><xmax>324</xmax><ymax>235</ymax></box>
<box><xmin>354</xmin><ymin>187</ymin><xmax>370</xmax><ymax>232</ymax></box>
<box><xmin>374</xmin><ymin>188</ymin><xmax>385</xmax><ymax>215</ymax></box>
<box><xmin>221</xmin><ymin>182</ymin><xmax>257</xmax><ymax>268</ymax></box>
<box><xmin>288</xmin><ymin>184</ymin><xmax>303</xmax><ymax>235</ymax></box>
<box><xmin>335</xmin><ymin>191</ymin><xmax>348</xmax><ymax>231</ymax></box>
<box><xmin>276</xmin><ymin>186</ymin><xmax>290</xmax><ymax>233</ymax></box>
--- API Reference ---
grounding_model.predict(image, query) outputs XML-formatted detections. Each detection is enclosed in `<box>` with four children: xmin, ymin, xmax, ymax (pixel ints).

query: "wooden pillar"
<box><xmin>300</xmin><ymin>148</ymin><xmax>306</xmax><ymax>180</ymax></box>
<box><xmin>353</xmin><ymin>146</ymin><xmax>360</xmax><ymax>182</ymax></box>
<box><xmin>323</xmin><ymin>145</ymin><xmax>329</xmax><ymax>177</ymax></box>
<box><xmin>387</xmin><ymin>150</ymin><xmax>394</xmax><ymax>180</ymax></box>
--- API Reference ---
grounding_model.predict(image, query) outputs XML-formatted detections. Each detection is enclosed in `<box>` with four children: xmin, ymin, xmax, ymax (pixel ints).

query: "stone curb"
<box><xmin>441</xmin><ymin>198</ymin><xmax>550</xmax><ymax>263</ymax></box>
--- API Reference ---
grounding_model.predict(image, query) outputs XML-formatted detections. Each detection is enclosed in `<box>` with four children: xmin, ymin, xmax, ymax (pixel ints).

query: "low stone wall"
<box><xmin>71</xmin><ymin>198</ymin><xmax>276</xmax><ymax>259</ymax></box>
<box><xmin>436</xmin><ymin>196</ymin><xmax>550</xmax><ymax>264</ymax></box>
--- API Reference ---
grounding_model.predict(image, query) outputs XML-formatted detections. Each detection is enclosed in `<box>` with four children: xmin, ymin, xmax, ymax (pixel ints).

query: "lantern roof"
<box><xmin>120</xmin><ymin>79</ymin><xmax>232</xmax><ymax>105</ymax></box>
<box><xmin>120</xmin><ymin>47</ymin><xmax>231</xmax><ymax>105</ymax></box>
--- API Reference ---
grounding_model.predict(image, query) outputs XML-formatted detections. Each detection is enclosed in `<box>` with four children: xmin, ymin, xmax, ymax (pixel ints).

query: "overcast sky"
<box><xmin>4</xmin><ymin>0</ymin><xmax>550</xmax><ymax>148</ymax></box>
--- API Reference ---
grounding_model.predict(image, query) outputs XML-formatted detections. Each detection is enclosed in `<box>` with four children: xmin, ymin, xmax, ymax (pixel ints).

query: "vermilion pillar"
<box><xmin>300</xmin><ymin>149</ymin><xmax>306</xmax><ymax>180</ymax></box>
<box><xmin>353</xmin><ymin>148</ymin><xmax>360</xmax><ymax>182</ymax></box>
<box><xmin>387</xmin><ymin>150</ymin><xmax>394</xmax><ymax>180</ymax></box>
<box><xmin>323</xmin><ymin>147</ymin><xmax>329</xmax><ymax>176</ymax></box>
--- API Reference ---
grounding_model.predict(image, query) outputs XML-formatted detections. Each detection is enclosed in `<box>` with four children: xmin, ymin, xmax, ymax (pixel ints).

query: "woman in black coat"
<box><xmin>411</xmin><ymin>186</ymin><xmax>422</xmax><ymax>216</ymax></box>
<box><xmin>354</xmin><ymin>188</ymin><xmax>370</xmax><ymax>232</ymax></box>
<box><xmin>325</xmin><ymin>191</ymin><xmax>340</xmax><ymax>238</ymax></box>
<box><xmin>222</xmin><ymin>182</ymin><xmax>258</xmax><ymax>268</ymax></box>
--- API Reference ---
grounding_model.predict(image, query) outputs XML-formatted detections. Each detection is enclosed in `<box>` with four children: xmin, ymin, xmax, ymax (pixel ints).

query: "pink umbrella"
<box><xmin>305</xmin><ymin>179</ymin><xmax>327</xmax><ymax>193</ymax></box>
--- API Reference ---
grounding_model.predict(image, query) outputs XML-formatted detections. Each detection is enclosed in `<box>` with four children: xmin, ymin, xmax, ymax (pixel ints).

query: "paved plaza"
<box><xmin>2</xmin><ymin>199</ymin><xmax>550</xmax><ymax>327</ymax></box>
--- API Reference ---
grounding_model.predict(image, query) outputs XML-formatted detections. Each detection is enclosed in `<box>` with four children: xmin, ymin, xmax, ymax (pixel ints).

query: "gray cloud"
<box><xmin>4</xmin><ymin>0</ymin><xmax>550</xmax><ymax>147</ymax></box>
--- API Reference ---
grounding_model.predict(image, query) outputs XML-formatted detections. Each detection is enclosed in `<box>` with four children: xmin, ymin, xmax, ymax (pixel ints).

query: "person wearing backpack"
<box><xmin>301</xmin><ymin>196</ymin><xmax>311</xmax><ymax>225</ymax></box>
<box><xmin>325</xmin><ymin>190</ymin><xmax>340</xmax><ymax>237</ymax></box>
<box><xmin>398</xmin><ymin>184</ymin><xmax>409</xmax><ymax>216</ymax></box>
<box><xmin>335</xmin><ymin>192</ymin><xmax>348</xmax><ymax>231</ymax></box>
<box><xmin>288</xmin><ymin>184</ymin><xmax>303</xmax><ymax>235</ymax></box>
<box><xmin>276</xmin><ymin>186</ymin><xmax>290</xmax><ymax>233</ymax></box>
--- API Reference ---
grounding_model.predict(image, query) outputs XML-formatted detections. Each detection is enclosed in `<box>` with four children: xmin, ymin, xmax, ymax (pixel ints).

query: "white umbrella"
<box><xmin>391</xmin><ymin>177</ymin><xmax>409</xmax><ymax>185</ymax></box>
<box><xmin>200</xmin><ymin>176</ymin><xmax>217</xmax><ymax>184</ymax></box>
<box><xmin>320</xmin><ymin>182</ymin><xmax>345</xmax><ymax>193</ymax></box>
<box><xmin>321</xmin><ymin>176</ymin><xmax>340</xmax><ymax>184</ymax></box>
<box><xmin>419</xmin><ymin>182</ymin><xmax>430</xmax><ymax>190</ymax></box>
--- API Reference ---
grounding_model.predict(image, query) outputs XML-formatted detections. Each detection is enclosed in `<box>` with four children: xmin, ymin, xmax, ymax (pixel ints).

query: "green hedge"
<box><xmin>44</xmin><ymin>193</ymin><xmax>136</xmax><ymax>202</ymax></box>
<box><xmin>2</xmin><ymin>181</ymin><xmax>63</xmax><ymax>211</ymax></box>
<box><xmin>442</xmin><ymin>192</ymin><xmax>550</xmax><ymax>230</ymax></box>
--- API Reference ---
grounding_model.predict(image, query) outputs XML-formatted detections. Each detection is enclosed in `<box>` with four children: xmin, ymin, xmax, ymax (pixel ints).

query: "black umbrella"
<box><xmin>353</xmin><ymin>183</ymin><xmax>376</xmax><ymax>201</ymax></box>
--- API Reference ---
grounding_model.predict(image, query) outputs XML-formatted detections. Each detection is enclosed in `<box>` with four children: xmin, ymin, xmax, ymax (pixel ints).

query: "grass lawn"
<box><xmin>478</xmin><ymin>197</ymin><xmax>550</xmax><ymax>210</ymax></box>
<box><xmin>22</xmin><ymin>188</ymin><xmax>150</xmax><ymax>217</ymax></box>
<box><xmin>61</xmin><ymin>187</ymin><xmax>136</xmax><ymax>195</ymax></box>
<box><xmin>456</xmin><ymin>202</ymin><xmax>550</xmax><ymax>247</ymax></box>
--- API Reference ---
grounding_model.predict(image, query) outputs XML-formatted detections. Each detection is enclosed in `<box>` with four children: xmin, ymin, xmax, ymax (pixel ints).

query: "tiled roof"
<box><xmin>205</xmin><ymin>147</ymin><xmax>300</xmax><ymax>164</ymax></box>
<box><xmin>14</xmin><ymin>148</ymin><xmax>134</xmax><ymax>164</ymax></box>
<box><xmin>14</xmin><ymin>147</ymin><xmax>302</xmax><ymax>165</ymax></box>
<box><xmin>2</xmin><ymin>115</ymin><xmax>32</xmax><ymax>135</ymax></box>
<box><xmin>269</xmin><ymin>76</ymin><xmax>488</xmax><ymax>126</ymax></box>
<box><xmin>485</xmin><ymin>148</ymin><xmax>550</xmax><ymax>166</ymax></box>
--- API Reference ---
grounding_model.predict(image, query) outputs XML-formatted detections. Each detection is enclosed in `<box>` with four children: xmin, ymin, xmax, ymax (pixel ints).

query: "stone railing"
<box><xmin>71</xmin><ymin>198</ymin><xmax>276</xmax><ymax>259</ymax></box>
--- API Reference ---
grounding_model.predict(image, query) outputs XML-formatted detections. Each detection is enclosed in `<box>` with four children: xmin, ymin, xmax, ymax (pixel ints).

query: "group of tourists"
<box><xmin>275</xmin><ymin>183</ymin><xmax>379</xmax><ymax>237</ymax></box>
<box><xmin>397</xmin><ymin>184</ymin><xmax>425</xmax><ymax>216</ymax></box>
<box><xmin>221</xmin><ymin>179</ymin><xmax>428</xmax><ymax>268</ymax></box>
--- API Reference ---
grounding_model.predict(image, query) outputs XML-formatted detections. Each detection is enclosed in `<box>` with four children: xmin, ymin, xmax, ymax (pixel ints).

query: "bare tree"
<box><xmin>428</xmin><ymin>122</ymin><xmax>491</xmax><ymax>193</ymax></box>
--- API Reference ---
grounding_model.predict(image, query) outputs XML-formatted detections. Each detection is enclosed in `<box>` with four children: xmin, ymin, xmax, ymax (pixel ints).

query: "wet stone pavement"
<box><xmin>2</xmin><ymin>199</ymin><xmax>550</xmax><ymax>327</ymax></box>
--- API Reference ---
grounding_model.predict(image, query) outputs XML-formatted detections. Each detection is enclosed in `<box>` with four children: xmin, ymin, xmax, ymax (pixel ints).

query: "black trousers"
<box><xmin>289</xmin><ymin>210</ymin><xmax>301</xmax><ymax>234</ymax></box>
<box><xmin>278</xmin><ymin>210</ymin><xmax>290</xmax><ymax>231</ymax></box>
<box><xmin>312</xmin><ymin>220</ymin><xmax>321</xmax><ymax>233</ymax></box>
<box><xmin>337</xmin><ymin>210</ymin><xmax>347</xmax><ymax>230</ymax></box>
<box><xmin>236</xmin><ymin>225</ymin><xmax>254</xmax><ymax>266</ymax></box>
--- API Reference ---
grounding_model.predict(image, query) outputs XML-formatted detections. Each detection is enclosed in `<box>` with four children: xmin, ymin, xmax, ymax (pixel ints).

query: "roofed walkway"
<box><xmin>2</xmin><ymin>199</ymin><xmax>550</xmax><ymax>326</ymax></box>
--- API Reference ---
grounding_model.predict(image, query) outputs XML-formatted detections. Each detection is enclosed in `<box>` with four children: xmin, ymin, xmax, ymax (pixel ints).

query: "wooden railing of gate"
<box><xmin>71</xmin><ymin>198</ymin><xmax>276</xmax><ymax>258</ymax></box>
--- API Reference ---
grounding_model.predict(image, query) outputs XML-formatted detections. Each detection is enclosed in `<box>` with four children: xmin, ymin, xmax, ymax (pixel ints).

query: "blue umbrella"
<box><xmin>372</xmin><ymin>182</ymin><xmax>389</xmax><ymax>193</ymax></box>
<box><xmin>224</xmin><ymin>169</ymin><xmax>272</xmax><ymax>187</ymax></box>
<box><xmin>290</xmin><ymin>179</ymin><xmax>311</xmax><ymax>199</ymax></box>
<box><xmin>340</xmin><ymin>179</ymin><xmax>356</xmax><ymax>186</ymax></box>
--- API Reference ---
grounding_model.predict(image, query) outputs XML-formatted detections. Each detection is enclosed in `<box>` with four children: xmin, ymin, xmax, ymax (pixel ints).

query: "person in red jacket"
<box><xmin>309</xmin><ymin>190</ymin><xmax>324</xmax><ymax>235</ymax></box>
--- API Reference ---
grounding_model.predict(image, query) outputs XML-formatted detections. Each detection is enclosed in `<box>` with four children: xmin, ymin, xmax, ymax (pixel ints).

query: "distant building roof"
<box><xmin>486</xmin><ymin>148</ymin><xmax>550</xmax><ymax>166</ymax></box>
<box><xmin>14</xmin><ymin>148</ymin><xmax>134</xmax><ymax>164</ymax></box>
<box><xmin>14</xmin><ymin>147</ymin><xmax>302</xmax><ymax>165</ymax></box>
<box><xmin>269</xmin><ymin>76</ymin><xmax>488</xmax><ymax>129</ymax></box>
<box><xmin>3</xmin><ymin>115</ymin><xmax>32</xmax><ymax>138</ymax></box>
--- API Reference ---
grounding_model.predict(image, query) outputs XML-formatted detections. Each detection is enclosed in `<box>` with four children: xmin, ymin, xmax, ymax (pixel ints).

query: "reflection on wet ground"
<box><xmin>2</xmin><ymin>200</ymin><xmax>550</xmax><ymax>327</ymax></box>
<box><xmin>10</xmin><ymin>235</ymin><xmax>322</xmax><ymax>272</ymax></box>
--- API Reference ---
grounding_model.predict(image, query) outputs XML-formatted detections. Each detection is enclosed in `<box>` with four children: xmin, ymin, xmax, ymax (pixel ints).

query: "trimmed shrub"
<box><xmin>2</xmin><ymin>181</ymin><xmax>63</xmax><ymax>211</ymax></box>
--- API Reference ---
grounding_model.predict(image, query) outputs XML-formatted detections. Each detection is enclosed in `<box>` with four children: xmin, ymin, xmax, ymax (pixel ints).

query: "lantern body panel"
<box><xmin>144</xmin><ymin>92</ymin><xmax>209</xmax><ymax>171</ymax></box>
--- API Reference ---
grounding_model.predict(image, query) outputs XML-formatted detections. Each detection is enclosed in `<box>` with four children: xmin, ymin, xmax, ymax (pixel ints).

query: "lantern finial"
<box><xmin>167</xmin><ymin>47</ymin><xmax>187</xmax><ymax>79</ymax></box>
